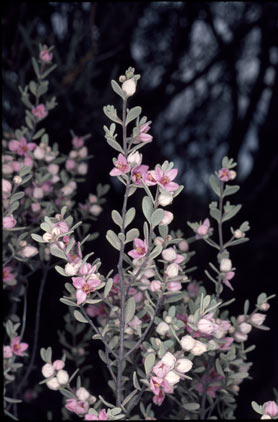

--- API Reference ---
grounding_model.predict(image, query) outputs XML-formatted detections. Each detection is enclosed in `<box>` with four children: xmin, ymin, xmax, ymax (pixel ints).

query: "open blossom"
<box><xmin>32</xmin><ymin>104</ymin><xmax>48</xmax><ymax>119</ymax></box>
<box><xmin>181</xmin><ymin>335</ymin><xmax>196</xmax><ymax>351</ymax></box>
<box><xmin>196</xmin><ymin>218</ymin><xmax>210</xmax><ymax>237</ymax></box>
<box><xmin>223</xmin><ymin>271</ymin><xmax>235</xmax><ymax>290</ymax></box>
<box><xmin>85</xmin><ymin>409</ymin><xmax>108</xmax><ymax>420</ymax></box>
<box><xmin>110</xmin><ymin>153</ymin><xmax>131</xmax><ymax>176</ymax></box>
<box><xmin>150</xmin><ymin>280</ymin><xmax>162</xmax><ymax>292</ymax></box>
<box><xmin>3</xmin><ymin>215</ymin><xmax>17</xmax><ymax>229</ymax></box>
<box><xmin>73</xmin><ymin>276</ymin><xmax>102</xmax><ymax>305</ymax></box>
<box><xmin>8</xmin><ymin>136</ymin><xmax>36</xmax><ymax>156</ymax></box>
<box><xmin>3</xmin><ymin>266</ymin><xmax>15</xmax><ymax>284</ymax></box>
<box><xmin>90</xmin><ymin>204</ymin><xmax>102</xmax><ymax>216</ymax></box>
<box><xmin>128</xmin><ymin>238</ymin><xmax>148</xmax><ymax>259</ymax></box>
<box><xmin>65</xmin><ymin>399</ymin><xmax>89</xmax><ymax>415</ymax></box>
<box><xmin>40</xmin><ymin>45</ymin><xmax>53</xmax><ymax>62</ymax></box>
<box><xmin>134</xmin><ymin>122</ymin><xmax>153</xmax><ymax>144</ymax></box>
<box><xmin>149</xmin><ymin>167</ymin><xmax>179</xmax><ymax>192</ymax></box>
<box><xmin>10</xmin><ymin>336</ymin><xmax>28</xmax><ymax>356</ymax></box>
<box><xmin>131</xmin><ymin>164</ymin><xmax>149</xmax><ymax>185</ymax></box>
<box><xmin>218</xmin><ymin>168</ymin><xmax>231</xmax><ymax>181</ymax></box>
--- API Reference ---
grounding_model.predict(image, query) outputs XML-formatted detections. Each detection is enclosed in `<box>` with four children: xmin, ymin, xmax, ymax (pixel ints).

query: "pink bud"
<box><xmin>53</xmin><ymin>360</ymin><xmax>65</xmax><ymax>370</ymax></box>
<box><xmin>150</xmin><ymin>280</ymin><xmax>162</xmax><ymax>292</ymax></box>
<box><xmin>3</xmin><ymin>215</ymin><xmax>16</xmax><ymax>229</ymax></box>
<box><xmin>250</xmin><ymin>313</ymin><xmax>266</xmax><ymax>326</ymax></box>
<box><xmin>20</xmin><ymin>245</ymin><xmax>39</xmax><ymax>258</ymax></box>
<box><xmin>66</xmin><ymin>159</ymin><xmax>76</xmax><ymax>171</ymax></box>
<box><xmin>167</xmin><ymin>281</ymin><xmax>182</xmax><ymax>292</ymax></box>
<box><xmin>178</xmin><ymin>240</ymin><xmax>189</xmax><ymax>252</ymax></box>
<box><xmin>264</xmin><ymin>401</ymin><xmax>278</xmax><ymax>417</ymax></box>
<box><xmin>161</xmin><ymin>211</ymin><xmax>174</xmax><ymax>225</ymax></box>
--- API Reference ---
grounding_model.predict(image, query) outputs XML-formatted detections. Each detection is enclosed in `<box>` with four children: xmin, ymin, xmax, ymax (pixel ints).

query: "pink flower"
<box><xmin>128</xmin><ymin>316</ymin><xmax>142</xmax><ymax>330</ymax></box>
<box><xmin>131</xmin><ymin>164</ymin><xmax>149</xmax><ymax>185</ymax></box>
<box><xmin>32</xmin><ymin>104</ymin><xmax>48</xmax><ymax>120</ymax></box>
<box><xmin>3</xmin><ymin>215</ymin><xmax>17</xmax><ymax>229</ymax></box>
<box><xmin>8</xmin><ymin>137</ymin><xmax>36</xmax><ymax>156</ymax></box>
<box><xmin>167</xmin><ymin>281</ymin><xmax>182</xmax><ymax>292</ymax></box>
<box><xmin>72</xmin><ymin>276</ymin><xmax>102</xmax><ymax>305</ymax></box>
<box><xmin>72</xmin><ymin>136</ymin><xmax>84</xmax><ymax>148</ymax></box>
<box><xmin>219</xmin><ymin>337</ymin><xmax>234</xmax><ymax>351</ymax></box>
<box><xmin>110</xmin><ymin>154</ymin><xmax>131</xmax><ymax>176</ymax></box>
<box><xmin>10</xmin><ymin>337</ymin><xmax>28</xmax><ymax>356</ymax></box>
<box><xmin>65</xmin><ymin>399</ymin><xmax>89</xmax><ymax>415</ymax></box>
<box><xmin>150</xmin><ymin>280</ymin><xmax>162</xmax><ymax>292</ymax></box>
<box><xmin>153</xmin><ymin>390</ymin><xmax>165</xmax><ymax>406</ymax></box>
<box><xmin>149</xmin><ymin>167</ymin><xmax>179</xmax><ymax>192</ymax></box>
<box><xmin>197</xmin><ymin>316</ymin><xmax>218</xmax><ymax>335</ymax></box>
<box><xmin>40</xmin><ymin>46</ymin><xmax>53</xmax><ymax>62</ymax></box>
<box><xmin>53</xmin><ymin>360</ymin><xmax>65</xmax><ymax>370</ymax></box>
<box><xmin>2</xmin><ymin>179</ymin><xmax>12</xmax><ymax>198</ymax></box>
<box><xmin>55</xmin><ymin>221</ymin><xmax>69</xmax><ymax>234</ymax></box>
<box><xmin>85</xmin><ymin>409</ymin><xmax>108</xmax><ymax>420</ymax></box>
<box><xmin>66</xmin><ymin>159</ymin><xmax>76</xmax><ymax>171</ymax></box>
<box><xmin>128</xmin><ymin>238</ymin><xmax>148</xmax><ymax>259</ymax></box>
<box><xmin>3</xmin><ymin>266</ymin><xmax>14</xmax><ymax>283</ymax></box>
<box><xmin>143</xmin><ymin>170</ymin><xmax>157</xmax><ymax>186</ymax></box>
<box><xmin>152</xmin><ymin>361</ymin><xmax>171</xmax><ymax>378</ymax></box>
<box><xmin>187</xmin><ymin>282</ymin><xmax>199</xmax><ymax>297</ymax></box>
<box><xmin>218</xmin><ymin>168</ymin><xmax>231</xmax><ymax>182</ymax></box>
<box><xmin>223</xmin><ymin>271</ymin><xmax>235</xmax><ymax>290</ymax></box>
<box><xmin>136</xmin><ymin>123</ymin><xmax>153</xmax><ymax>143</ymax></box>
<box><xmin>31</xmin><ymin>203</ymin><xmax>41</xmax><ymax>213</ymax></box>
<box><xmin>4</xmin><ymin>345</ymin><xmax>13</xmax><ymax>358</ymax></box>
<box><xmin>196</xmin><ymin>218</ymin><xmax>210</xmax><ymax>237</ymax></box>
<box><xmin>264</xmin><ymin>401</ymin><xmax>278</xmax><ymax>418</ymax></box>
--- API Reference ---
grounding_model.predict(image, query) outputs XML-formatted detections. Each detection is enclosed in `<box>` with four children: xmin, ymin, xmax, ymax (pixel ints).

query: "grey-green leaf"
<box><xmin>112</xmin><ymin>210</ymin><xmax>123</xmax><ymax>228</ymax></box>
<box><xmin>106</xmin><ymin>230</ymin><xmax>121</xmax><ymax>250</ymax></box>
<box><xmin>126</xmin><ymin>106</ymin><xmax>142</xmax><ymax>126</ymax></box>
<box><xmin>124</xmin><ymin>207</ymin><xmax>136</xmax><ymax>228</ymax></box>
<box><xmin>223</xmin><ymin>185</ymin><xmax>240</xmax><ymax>197</ymax></box>
<box><xmin>125</xmin><ymin>228</ymin><xmax>140</xmax><ymax>243</ymax></box>
<box><xmin>222</xmin><ymin>204</ymin><xmax>241</xmax><ymax>222</ymax></box>
<box><xmin>142</xmin><ymin>196</ymin><xmax>153</xmax><ymax>223</ymax></box>
<box><xmin>209</xmin><ymin>174</ymin><xmax>220</xmax><ymax>196</ymax></box>
<box><xmin>144</xmin><ymin>353</ymin><xmax>155</xmax><ymax>374</ymax></box>
<box><xmin>125</xmin><ymin>296</ymin><xmax>136</xmax><ymax>323</ymax></box>
<box><xmin>73</xmin><ymin>310</ymin><xmax>88</xmax><ymax>324</ymax></box>
<box><xmin>111</xmin><ymin>80</ymin><xmax>125</xmax><ymax>100</ymax></box>
<box><xmin>50</xmin><ymin>247</ymin><xmax>67</xmax><ymax>260</ymax></box>
<box><xmin>151</xmin><ymin>208</ymin><xmax>164</xmax><ymax>228</ymax></box>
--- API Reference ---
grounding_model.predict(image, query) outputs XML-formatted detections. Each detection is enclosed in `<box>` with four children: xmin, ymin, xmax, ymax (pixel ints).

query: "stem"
<box><xmin>216</xmin><ymin>182</ymin><xmax>224</xmax><ymax>298</ymax></box>
<box><xmin>8</xmin><ymin>264</ymin><xmax>50</xmax><ymax>409</ymax></box>
<box><xmin>199</xmin><ymin>357</ymin><xmax>213</xmax><ymax>420</ymax></box>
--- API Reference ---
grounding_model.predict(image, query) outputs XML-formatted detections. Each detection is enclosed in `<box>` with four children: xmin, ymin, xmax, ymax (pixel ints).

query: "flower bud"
<box><xmin>164</xmin><ymin>370</ymin><xmax>180</xmax><ymax>385</ymax></box>
<box><xmin>162</xmin><ymin>248</ymin><xmax>177</xmax><ymax>262</ymax></box>
<box><xmin>161</xmin><ymin>352</ymin><xmax>176</xmax><ymax>369</ymax></box>
<box><xmin>56</xmin><ymin>369</ymin><xmax>69</xmax><ymax>385</ymax></box>
<box><xmin>239</xmin><ymin>322</ymin><xmax>252</xmax><ymax>334</ymax></box>
<box><xmin>175</xmin><ymin>358</ymin><xmax>193</xmax><ymax>374</ymax></box>
<box><xmin>156</xmin><ymin>321</ymin><xmax>169</xmax><ymax>336</ymax></box>
<box><xmin>231</xmin><ymin>385</ymin><xmax>240</xmax><ymax>392</ymax></box>
<box><xmin>191</xmin><ymin>340</ymin><xmax>207</xmax><ymax>356</ymax></box>
<box><xmin>234</xmin><ymin>331</ymin><xmax>248</xmax><ymax>342</ymax></box>
<box><xmin>165</xmin><ymin>316</ymin><xmax>172</xmax><ymax>324</ymax></box>
<box><xmin>122</xmin><ymin>78</ymin><xmax>136</xmax><ymax>97</ymax></box>
<box><xmin>127</xmin><ymin>151</ymin><xmax>142</xmax><ymax>166</ymax></box>
<box><xmin>65</xmin><ymin>263</ymin><xmax>79</xmax><ymax>276</ymax></box>
<box><xmin>167</xmin><ymin>281</ymin><xmax>182</xmax><ymax>291</ymax></box>
<box><xmin>178</xmin><ymin>240</ymin><xmax>189</xmax><ymax>252</ymax></box>
<box><xmin>33</xmin><ymin>187</ymin><xmax>44</xmax><ymax>199</ymax></box>
<box><xmin>180</xmin><ymin>335</ymin><xmax>195</xmax><ymax>351</ymax></box>
<box><xmin>220</xmin><ymin>258</ymin><xmax>232</xmax><ymax>272</ymax></box>
<box><xmin>154</xmin><ymin>236</ymin><xmax>164</xmax><ymax>246</ymax></box>
<box><xmin>234</xmin><ymin>229</ymin><xmax>244</xmax><ymax>239</ymax></box>
<box><xmin>259</xmin><ymin>302</ymin><xmax>270</xmax><ymax>311</ymax></box>
<box><xmin>119</xmin><ymin>75</ymin><xmax>126</xmax><ymax>83</ymax></box>
<box><xmin>166</xmin><ymin>263</ymin><xmax>179</xmax><ymax>278</ymax></box>
<box><xmin>158</xmin><ymin>193</ymin><xmax>173</xmax><ymax>206</ymax></box>
<box><xmin>53</xmin><ymin>360</ymin><xmax>65</xmax><ymax>370</ymax></box>
<box><xmin>229</xmin><ymin>170</ymin><xmax>237</xmax><ymax>180</ymax></box>
<box><xmin>13</xmin><ymin>176</ymin><xmax>22</xmax><ymax>184</ymax></box>
<box><xmin>20</xmin><ymin>245</ymin><xmax>39</xmax><ymax>258</ymax></box>
<box><xmin>89</xmin><ymin>204</ymin><xmax>102</xmax><ymax>216</ymax></box>
<box><xmin>46</xmin><ymin>377</ymin><xmax>60</xmax><ymax>390</ymax></box>
<box><xmin>76</xmin><ymin>387</ymin><xmax>90</xmax><ymax>401</ymax></box>
<box><xmin>197</xmin><ymin>318</ymin><xmax>216</xmax><ymax>335</ymax></box>
<box><xmin>250</xmin><ymin>313</ymin><xmax>266</xmax><ymax>326</ymax></box>
<box><xmin>208</xmin><ymin>340</ymin><xmax>219</xmax><ymax>351</ymax></box>
<box><xmin>150</xmin><ymin>280</ymin><xmax>162</xmax><ymax>292</ymax></box>
<box><xmin>264</xmin><ymin>401</ymin><xmax>278</xmax><ymax>418</ymax></box>
<box><xmin>77</xmin><ymin>163</ymin><xmax>88</xmax><ymax>175</ymax></box>
<box><xmin>42</xmin><ymin>363</ymin><xmax>55</xmax><ymax>378</ymax></box>
<box><xmin>261</xmin><ymin>415</ymin><xmax>271</xmax><ymax>420</ymax></box>
<box><xmin>34</xmin><ymin>146</ymin><xmax>45</xmax><ymax>160</ymax></box>
<box><xmin>161</xmin><ymin>211</ymin><xmax>174</xmax><ymax>226</ymax></box>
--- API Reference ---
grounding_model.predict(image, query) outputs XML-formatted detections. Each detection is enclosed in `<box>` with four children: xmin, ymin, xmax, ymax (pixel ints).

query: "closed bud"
<box><xmin>156</xmin><ymin>321</ymin><xmax>169</xmax><ymax>336</ymax></box>
<box><xmin>234</xmin><ymin>331</ymin><xmax>248</xmax><ymax>342</ymax></box>
<box><xmin>158</xmin><ymin>193</ymin><xmax>173</xmax><ymax>206</ymax></box>
<box><xmin>43</xmin><ymin>233</ymin><xmax>53</xmax><ymax>243</ymax></box>
<box><xmin>175</xmin><ymin>358</ymin><xmax>193</xmax><ymax>374</ymax></box>
<box><xmin>260</xmin><ymin>302</ymin><xmax>270</xmax><ymax>311</ymax></box>
<box><xmin>165</xmin><ymin>316</ymin><xmax>172</xmax><ymax>324</ymax></box>
<box><xmin>56</xmin><ymin>369</ymin><xmax>69</xmax><ymax>385</ymax></box>
<box><xmin>220</xmin><ymin>258</ymin><xmax>232</xmax><ymax>272</ymax></box>
<box><xmin>42</xmin><ymin>363</ymin><xmax>55</xmax><ymax>378</ymax></box>
<box><xmin>180</xmin><ymin>335</ymin><xmax>195</xmax><ymax>351</ymax></box>
<box><xmin>46</xmin><ymin>377</ymin><xmax>60</xmax><ymax>390</ymax></box>
<box><xmin>161</xmin><ymin>211</ymin><xmax>174</xmax><ymax>226</ymax></box>
<box><xmin>191</xmin><ymin>340</ymin><xmax>207</xmax><ymax>356</ymax></box>
<box><xmin>122</xmin><ymin>78</ymin><xmax>136</xmax><ymax>97</ymax></box>
<box><xmin>239</xmin><ymin>322</ymin><xmax>252</xmax><ymax>334</ymax></box>
<box><xmin>234</xmin><ymin>229</ymin><xmax>244</xmax><ymax>239</ymax></box>
<box><xmin>229</xmin><ymin>170</ymin><xmax>237</xmax><ymax>180</ymax></box>
<box><xmin>13</xmin><ymin>175</ymin><xmax>22</xmax><ymax>184</ymax></box>
<box><xmin>166</xmin><ymin>263</ymin><xmax>179</xmax><ymax>278</ymax></box>
<box><xmin>161</xmin><ymin>352</ymin><xmax>176</xmax><ymax>369</ymax></box>
<box><xmin>53</xmin><ymin>360</ymin><xmax>65</xmax><ymax>370</ymax></box>
<box><xmin>76</xmin><ymin>387</ymin><xmax>90</xmax><ymax>401</ymax></box>
<box><xmin>250</xmin><ymin>313</ymin><xmax>266</xmax><ymax>326</ymax></box>
<box><xmin>127</xmin><ymin>151</ymin><xmax>142</xmax><ymax>166</ymax></box>
<box><xmin>164</xmin><ymin>370</ymin><xmax>180</xmax><ymax>386</ymax></box>
<box><xmin>162</xmin><ymin>248</ymin><xmax>177</xmax><ymax>262</ymax></box>
<box><xmin>178</xmin><ymin>240</ymin><xmax>189</xmax><ymax>252</ymax></box>
<box><xmin>119</xmin><ymin>75</ymin><xmax>126</xmax><ymax>83</ymax></box>
<box><xmin>64</xmin><ymin>263</ymin><xmax>78</xmax><ymax>276</ymax></box>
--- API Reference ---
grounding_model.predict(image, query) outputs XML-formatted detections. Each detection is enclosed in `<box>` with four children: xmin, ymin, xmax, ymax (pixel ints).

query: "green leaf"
<box><xmin>104</xmin><ymin>278</ymin><xmax>114</xmax><ymax>298</ymax></box>
<box><xmin>209</xmin><ymin>174</ymin><xmax>220</xmax><ymax>196</ymax></box>
<box><xmin>45</xmin><ymin>347</ymin><xmax>52</xmax><ymax>363</ymax></box>
<box><xmin>111</xmin><ymin>80</ymin><xmax>125</xmax><ymax>100</ymax></box>
<box><xmin>144</xmin><ymin>353</ymin><xmax>155</xmax><ymax>374</ymax></box>
<box><xmin>209</xmin><ymin>205</ymin><xmax>221</xmax><ymax>223</ymax></box>
<box><xmin>10</xmin><ymin>192</ymin><xmax>26</xmax><ymax>203</ymax></box>
<box><xmin>251</xmin><ymin>401</ymin><xmax>263</xmax><ymax>415</ymax></box>
<box><xmin>40</xmin><ymin>64</ymin><xmax>57</xmax><ymax>79</ymax></box>
<box><xmin>73</xmin><ymin>310</ymin><xmax>89</xmax><ymax>324</ymax></box>
<box><xmin>31</xmin><ymin>233</ymin><xmax>45</xmax><ymax>243</ymax></box>
<box><xmin>106</xmin><ymin>230</ymin><xmax>121</xmax><ymax>250</ymax></box>
<box><xmin>124</xmin><ymin>207</ymin><xmax>136</xmax><ymax>228</ymax></box>
<box><xmin>223</xmin><ymin>185</ymin><xmax>240</xmax><ymax>197</ymax></box>
<box><xmin>125</xmin><ymin>228</ymin><xmax>139</xmax><ymax>243</ymax></box>
<box><xmin>142</xmin><ymin>196</ymin><xmax>153</xmax><ymax>223</ymax></box>
<box><xmin>50</xmin><ymin>247</ymin><xmax>67</xmax><ymax>260</ymax></box>
<box><xmin>32</xmin><ymin>57</ymin><xmax>40</xmax><ymax>78</ymax></box>
<box><xmin>106</xmin><ymin>137</ymin><xmax>124</xmax><ymax>154</ymax></box>
<box><xmin>222</xmin><ymin>204</ymin><xmax>242</xmax><ymax>222</ymax></box>
<box><xmin>103</xmin><ymin>105</ymin><xmax>122</xmax><ymax>125</ymax></box>
<box><xmin>126</xmin><ymin>106</ymin><xmax>142</xmax><ymax>126</ymax></box>
<box><xmin>59</xmin><ymin>388</ymin><xmax>76</xmax><ymax>399</ymax></box>
<box><xmin>229</xmin><ymin>237</ymin><xmax>249</xmax><ymax>247</ymax></box>
<box><xmin>60</xmin><ymin>298</ymin><xmax>78</xmax><ymax>307</ymax></box>
<box><xmin>244</xmin><ymin>299</ymin><xmax>249</xmax><ymax>314</ymax></box>
<box><xmin>151</xmin><ymin>208</ymin><xmax>164</xmax><ymax>228</ymax></box>
<box><xmin>55</xmin><ymin>265</ymin><xmax>67</xmax><ymax>277</ymax></box>
<box><xmin>183</xmin><ymin>403</ymin><xmax>200</xmax><ymax>411</ymax></box>
<box><xmin>32</xmin><ymin>128</ymin><xmax>45</xmax><ymax>140</ymax></box>
<box><xmin>149</xmin><ymin>244</ymin><xmax>162</xmax><ymax>260</ymax></box>
<box><xmin>133</xmin><ymin>371</ymin><xmax>141</xmax><ymax>390</ymax></box>
<box><xmin>215</xmin><ymin>358</ymin><xmax>225</xmax><ymax>377</ymax></box>
<box><xmin>125</xmin><ymin>296</ymin><xmax>136</xmax><ymax>323</ymax></box>
<box><xmin>112</xmin><ymin>210</ymin><xmax>123</xmax><ymax>228</ymax></box>
<box><xmin>8</xmin><ymin>201</ymin><xmax>20</xmax><ymax>214</ymax></box>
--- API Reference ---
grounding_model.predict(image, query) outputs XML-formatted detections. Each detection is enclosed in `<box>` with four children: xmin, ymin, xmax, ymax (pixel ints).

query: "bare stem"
<box><xmin>216</xmin><ymin>182</ymin><xmax>224</xmax><ymax>298</ymax></box>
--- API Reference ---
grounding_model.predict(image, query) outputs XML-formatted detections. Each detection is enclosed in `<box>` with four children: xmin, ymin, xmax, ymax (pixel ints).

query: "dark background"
<box><xmin>2</xmin><ymin>2</ymin><xmax>278</xmax><ymax>420</ymax></box>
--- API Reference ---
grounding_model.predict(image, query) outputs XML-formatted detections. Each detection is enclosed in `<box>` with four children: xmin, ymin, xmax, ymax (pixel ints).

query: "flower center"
<box><xmin>160</xmin><ymin>176</ymin><xmax>169</xmax><ymax>185</ymax></box>
<box><xmin>136</xmin><ymin>247</ymin><xmax>145</xmax><ymax>255</ymax></box>
<box><xmin>117</xmin><ymin>162</ymin><xmax>126</xmax><ymax>171</ymax></box>
<box><xmin>82</xmin><ymin>284</ymin><xmax>91</xmax><ymax>294</ymax></box>
<box><xmin>147</xmin><ymin>173</ymin><xmax>156</xmax><ymax>182</ymax></box>
<box><xmin>135</xmin><ymin>172</ymin><xmax>142</xmax><ymax>180</ymax></box>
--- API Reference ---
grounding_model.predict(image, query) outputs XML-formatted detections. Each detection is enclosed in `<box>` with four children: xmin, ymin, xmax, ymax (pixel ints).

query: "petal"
<box><xmin>164</xmin><ymin>182</ymin><xmax>179</xmax><ymax>191</ymax></box>
<box><xmin>19</xmin><ymin>343</ymin><xmax>29</xmax><ymax>352</ymax></box>
<box><xmin>72</xmin><ymin>277</ymin><xmax>85</xmax><ymax>289</ymax></box>
<box><xmin>134</xmin><ymin>238</ymin><xmax>144</xmax><ymax>248</ymax></box>
<box><xmin>166</xmin><ymin>168</ymin><xmax>178</xmax><ymax>180</ymax></box>
<box><xmin>118</xmin><ymin>153</ymin><xmax>127</xmax><ymax>164</ymax></box>
<box><xmin>76</xmin><ymin>290</ymin><xmax>86</xmax><ymax>305</ymax></box>
<box><xmin>128</xmin><ymin>249</ymin><xmax>140</xmax><ymax>259</ymax></box>
<box><xmin>87</xmin><ymin>277</ymin><xmax>101</xmax><ymax>288</ymax></box>
<box><xmin>11</xmin><ymin>336</ymin><xmax>20</xmax><ymax>346</ymax></box>
<box><xmin>109</xmin><ymin>168</ymin><xmax>122</xmax><ymax>176</ymax></box>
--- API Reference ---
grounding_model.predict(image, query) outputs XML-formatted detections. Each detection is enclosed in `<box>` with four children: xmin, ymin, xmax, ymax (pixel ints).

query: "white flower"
<box><xmin>191</xmin><ymin>340</ymin><xmax>207</xmax><ymax>356</ymax></box>
<box><xmin>164</xmin><ymin>370</ymin><xmax>180</xmax><ymax>385</ymax></box>
<box><xmin>161</xmin><ymin>352</ymin><xmax>176</xmax><ymax>370</ymax></box>
<box><xmin>162</xmin><ymin>248</ymin><xmax>177</xmax><ymax>262</ymax></box>
<box><xmin>56</xmin><ymin>369</ymin><xmax>69</xmax><ymax>385</ymax></box>
<box><xmin>76</xmin><ymin>387</ymin><xmax>90</xmax><ymax>401</ymax></box>
<box><xmin>156</xmin><ymin>321</ymin><xmax>169</xmax><ymax>336</ymax></box>
<box><xmin>239</xmin><ymin>322</ymin><xmax>252</xmax><ymax>334</ymax></box>
<box><xmin>158</xmin><ymin>193</ymin><xmax>173</xmax><ymax>206</ymax></box>
<box><xmin>175</xmin><ymin>358</ymin><xmax>192</xmax><ymax>373</ymax></box>
<box><xmin>89</xmin><ymin>204</ymin><xmax>102</xmax><ymax>216</ymax></box>
<box><xmin>220</xmin><ymin>258</ymin><xmax>232</xmax><ymax>272</ymax></box>
<box><xmin>180</xmin><ymin>335</ymin><xmax>195</xmax><ymax>351</ymax></box>
<box><xmin>46</xmin><ymin>377</ymin><xmax>60</xmax><ymax>390</ymax></box>
<box><xmin>259</xmin><ymin>302</ymin><xmax>270</xmax><ymax>311</ymax></box>
<box><xmin>43</xmin><ymin>233</ymin><xmax>53</xmax><ymax>243</ymax></box>
<box><xmin>79</xmin><ymin>147</ymin><xmax>88</xmax><ymax>159</ymax></box>
<box><xmin>250</xmin><ymin>313</ymin><xmax>266</xmax><ymax>326</ymax></box>
<box><xmin>33</xmin><ymin>187</ymin><xmax>44</xmax><ymax>199</ymax></box>
<box><xmin>20</xmin><ymin>245</ymin><xmax>39</xmax><ymax>258</ymax></box>
<box><xmin>122</xmin><ymin>78</ymin><xmax>136</xmax><ymax>97</ymax></box>
<box><xmin>234</xmin><ymin>229</ymin><xmax>244</xmax><ymax>239</ymax></box>
<box><xmin>33</xmin><ymin>146</ymin><xmax>45</xmax><ymax>160</ymax></box>
<box><xmin>77</xmin><ymin>163</ymin><xmax>88</xmax><ymax>175</ymax></box>
<box><xmin>13</xmin><ymin>176</ymin><xmax>22</xmax><ymax>184</ymax></box>
<box><xmin>127</xmin><ymin>151</ymin><xmax>142</xmax><ymax>166</ymax></box>
<box><xmin>165</xmin><ymin>263</ymin><xmax>179</xmax><ymax>278</ymax></box>
<box><xmin>234</xmin><ymin>331</ymin><xmax>248</xmax><ymax>342</ymax></box>
<box><xmin>197</xmin><ymin>318</ymin><xmax>216</xmax><ymax>335</ymax></box>
<box><xmin>261</xmin><ymin>415</ymin><xmax>271</xmax><ymax>420</ymax></box>
<box><xmin>64</xmin><ymin>263</ymin><xmax>79</xmax><ymax>276</ymax></box>
<box><xmin>161</xmin><ymin>211</ymin><xmax>174</xmax><ymax>226</ymax></box>
<box><xmin>42</xmin><ymin>363</ymin><xmax>55</xmax><ymax>378</ymax></box>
